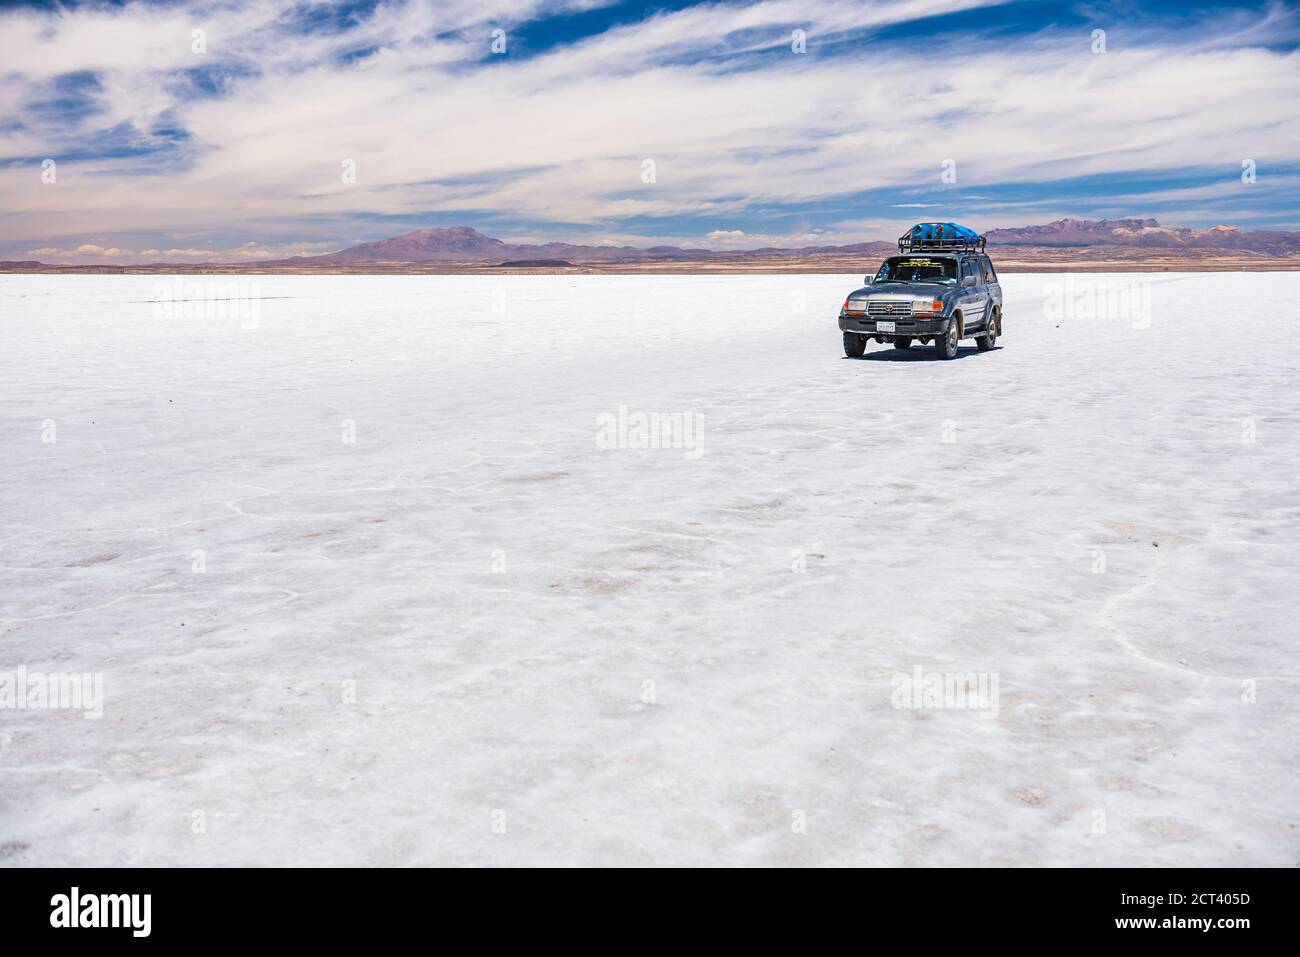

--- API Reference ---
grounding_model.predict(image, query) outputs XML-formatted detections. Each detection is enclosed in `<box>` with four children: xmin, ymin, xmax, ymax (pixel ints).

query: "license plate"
<box><xmin>877</xmin><ymin>320</ymin><xmax>896</xmax><ymax>333</ymax></box>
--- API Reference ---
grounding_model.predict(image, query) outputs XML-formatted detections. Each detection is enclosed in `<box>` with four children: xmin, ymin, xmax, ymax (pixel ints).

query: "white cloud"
<box><xmin>0</xmin><ymin>0</ymin><xmax>1296</xmax><ymax>261</ymax></box>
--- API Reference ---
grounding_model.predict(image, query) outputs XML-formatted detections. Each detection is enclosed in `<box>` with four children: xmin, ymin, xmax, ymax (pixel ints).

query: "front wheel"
<box><xmin>976</xmin><ymin>312</ymin><xmax>999</xmax><ymax>352</ymax></box>
<box><xmin>843</xmin><ymin>331</ymin><xmax>866</xmax><ymax>358</ymax></box>
<box><xmin>934</xmin><ymin>318</ymin><xmax>959</xmax><ymax>360</ymax></box>
<box><xmin>893</xmin><ymin>337</ymin><xmax>913</xmax><ymax>350</ymax></box>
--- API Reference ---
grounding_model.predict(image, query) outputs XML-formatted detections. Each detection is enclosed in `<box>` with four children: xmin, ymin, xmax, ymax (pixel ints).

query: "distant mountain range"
<box><xmin>289</xmin><ymin>218</ymin><xmax>1300</xmax><ymax>266</ymax></box>
<box><xmin>986</xmin><ymin>218</ymin><xmax>1300</xmax><ymax>254</ymax></box>
<box><xmin>295</xmin><ymin>218</ymin><xmax>1300</xmax><ymax>265</ymax></box>
<box><xmin>5</xmin><ymin>218</ymin><xmax>1300</xmax><ymax>273</ymax></box>
<box><xmin>308</xmin><ymin>225</ymin><xmax>719</xmax><ymax>264</ymax></box>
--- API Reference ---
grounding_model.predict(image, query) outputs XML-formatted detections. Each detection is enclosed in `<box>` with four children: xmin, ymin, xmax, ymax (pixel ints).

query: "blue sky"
<box><xmin>1</xmin><ymin>0</ymin><xmax>1297</xmax><ymax>262</ymax></box>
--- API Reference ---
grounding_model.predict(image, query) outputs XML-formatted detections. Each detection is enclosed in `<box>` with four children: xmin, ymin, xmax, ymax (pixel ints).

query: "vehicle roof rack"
<box><xmin>897</xmin><ymin>222</ymin><xmax>986</xmax><ymax>254</ymax></box>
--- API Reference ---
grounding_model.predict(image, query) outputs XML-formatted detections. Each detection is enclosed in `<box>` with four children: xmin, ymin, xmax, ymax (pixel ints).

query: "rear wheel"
<box><xmin>893</xmin><ymin>337</ymin><xmax>913</xmax><ymax>350</ymax></box>
<box><xmin>843</xmin><ymin>331</ymin><xmax>866</xmax><ymax>357</ymax></box>
<box><xmin>934</xmin><ymin>318</ymin><xmax>959</xmax><ymax>360</ymax></box>
<box><xmin>976</xmin><ymin>312</ymin><xmax>999</xmax><ymax>351</ymax></box>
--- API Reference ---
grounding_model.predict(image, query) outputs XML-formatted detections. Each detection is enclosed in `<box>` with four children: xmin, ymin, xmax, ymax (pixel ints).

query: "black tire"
<box><xmin>976</xmin><ymin>312</ymin><xmax>999</xmax><ymax>352</ymax></box>
<box><xmin>934</xmin><ymin>317</ymin><xmax>959</xmax><ymax>360</ymax></box>
<box><xmin>893</xmin><ymin>337</ymin><xmax>913</xmax><ymax>350</ymax></box>
<box><xmin>843</xmin><ymin>331</ymin><xmax>866</xmax><ymax>357</ymax></box>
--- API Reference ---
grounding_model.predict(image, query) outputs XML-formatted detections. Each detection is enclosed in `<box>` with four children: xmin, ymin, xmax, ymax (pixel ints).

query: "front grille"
<box><xmin>867</xmin><ymin>301</ymin><xmax>912</xmax><ymax>317</ymax></box>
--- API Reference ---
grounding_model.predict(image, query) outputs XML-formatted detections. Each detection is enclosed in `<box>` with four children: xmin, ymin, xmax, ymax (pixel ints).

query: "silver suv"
<box><xmin>838</xmin><ymin>226</ymin><xmax>1002</xmax><ymax>360</ymax></box>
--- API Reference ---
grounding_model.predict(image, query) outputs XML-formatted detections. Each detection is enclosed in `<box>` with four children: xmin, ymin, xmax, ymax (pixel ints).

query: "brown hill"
<box><xmin>987</xmin><ymin>218</ymin><xmax>1300</xmax><ymax>254</ymax></box>
<box><xmin>314</xmin><ymin>226</ymin><xmax>710</xmax><ymax>264</ymax></box>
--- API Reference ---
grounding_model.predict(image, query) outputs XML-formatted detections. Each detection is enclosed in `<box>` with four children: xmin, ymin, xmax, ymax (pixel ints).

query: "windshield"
<box><xmin>874</xmin><ymin>256</ymin><xmax>958</xmax><ymax>285</ymax></box>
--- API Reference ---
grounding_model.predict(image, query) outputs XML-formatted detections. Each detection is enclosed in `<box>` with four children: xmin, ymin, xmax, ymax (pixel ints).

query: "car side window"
<box><xmin>963</xmin><ymin>260</ymin><xmax>979</xmax><ymax>284</ymax></box>
<box><xmin>980</xmin><ymin>256</ymin><xmax>997</xmax><ymax>283</ymax></box>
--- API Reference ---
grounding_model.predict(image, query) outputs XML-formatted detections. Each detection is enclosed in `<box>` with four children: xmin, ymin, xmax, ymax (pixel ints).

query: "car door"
<box><xmin>958</xmin><ymin>258</ymin><xmax>986</xmax><ymax>330</ymax></box>
<box><xmin>980</xmin><ymin>255</ymin><xmax>1001</xmax><ymax>323</ymax></box>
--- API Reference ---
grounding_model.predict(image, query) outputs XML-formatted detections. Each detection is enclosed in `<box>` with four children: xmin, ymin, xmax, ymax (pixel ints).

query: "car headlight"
<box><xmin>912</xmin><ymin>299</ymin><xmax>945</xmax><ymax>315</ymax></box>
<box><xmin>845</xmin><ymin>298</ymin><xmax>868</xmax><ymax>312</ymax></box>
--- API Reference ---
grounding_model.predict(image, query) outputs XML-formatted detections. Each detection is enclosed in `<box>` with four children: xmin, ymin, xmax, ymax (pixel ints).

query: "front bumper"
<box><xmin>839</xmin><ymin>313</ymin><xmax>948</xmax><ymax>336</ymax></box>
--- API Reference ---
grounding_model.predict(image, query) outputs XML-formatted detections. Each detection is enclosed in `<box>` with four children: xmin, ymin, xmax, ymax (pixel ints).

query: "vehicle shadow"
<box><xmin>846</xmin><ymin>345</ymin><xmax>997</xmax><ymax>361</ymax></box>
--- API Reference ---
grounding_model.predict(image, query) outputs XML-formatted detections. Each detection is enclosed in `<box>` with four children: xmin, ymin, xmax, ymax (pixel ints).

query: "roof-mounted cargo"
<box><xmin>898</xmin><ymin>222</ymin><xmax>986</xmax><ymax>253</ymax></box>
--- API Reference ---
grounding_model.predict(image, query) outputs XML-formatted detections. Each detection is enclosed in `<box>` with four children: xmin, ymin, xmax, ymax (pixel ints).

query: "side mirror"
<box><xmin>863</xmin><ymin>275</ymin><xmax>873</xmax><ymax>285</ymax></box>
<box><xmin>963</xmin><ymin>275</ymin><xmax>976</xmax><ymax>287</ymax></box>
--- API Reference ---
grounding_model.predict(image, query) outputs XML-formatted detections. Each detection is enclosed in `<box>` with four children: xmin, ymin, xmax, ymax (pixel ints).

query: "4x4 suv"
<box><xmin>839</xmin><ymin>223</ymin><xmax>1002</xmax><ymax>360</ymax></box>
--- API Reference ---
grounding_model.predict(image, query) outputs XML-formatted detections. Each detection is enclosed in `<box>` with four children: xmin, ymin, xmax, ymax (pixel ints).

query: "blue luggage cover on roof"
<box><xmin>909</xmin><ymin>222</ymin><xmax>980</xmax><ymax>242</ymax></box>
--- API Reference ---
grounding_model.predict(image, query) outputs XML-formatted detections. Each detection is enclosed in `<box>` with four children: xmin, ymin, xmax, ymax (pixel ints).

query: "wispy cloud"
<box><xmin>1</xmin><ymin>0</ymin><xmax>1297</xmax><ymax>261</ymax></box>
